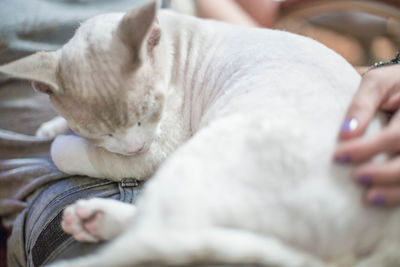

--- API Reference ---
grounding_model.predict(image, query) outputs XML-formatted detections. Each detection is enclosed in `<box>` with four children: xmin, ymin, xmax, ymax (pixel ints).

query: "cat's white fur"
<box><xmin>35</xmin><ymin>116</ymin><xmax>69</xmax><ymax>138</ymax></box>
<box><xmin>1</xmin><ymin>2</ymin><xmax>400</xmax><ymax>267</ymax></box>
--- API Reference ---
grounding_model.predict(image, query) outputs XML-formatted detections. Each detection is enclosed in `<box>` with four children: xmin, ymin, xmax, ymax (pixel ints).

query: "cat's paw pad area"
<box><xmin>61</xmin><ymin>198</ymin><xmax>136</xmax><ymax>242</ymax></box>
<box><xmin>61</xmin><ymin>199</ymin><xmax>108</xmax><ymax>243</ymax></box>
<box><xmin>36</xmin><ymin>122</ymin><xmax>59</xmax><ymax>139</ymax></box>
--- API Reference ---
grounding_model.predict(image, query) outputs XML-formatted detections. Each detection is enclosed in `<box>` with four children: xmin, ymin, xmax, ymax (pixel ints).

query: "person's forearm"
<box><xmin>235</xmin><ymin>0</ymin><xmax>280</xmax><ymax>28</ymax></box>
<box><xmin>196</xmin><ymin>0</ymin><xmax>259</xmax><ymax>27</ymax></box>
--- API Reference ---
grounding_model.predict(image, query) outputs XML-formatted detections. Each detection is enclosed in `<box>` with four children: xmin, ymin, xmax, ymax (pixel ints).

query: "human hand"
<box><xmin>334</xmin><ymin>64</ymin><xmax>400</xmax><ymax>206</ymax></box>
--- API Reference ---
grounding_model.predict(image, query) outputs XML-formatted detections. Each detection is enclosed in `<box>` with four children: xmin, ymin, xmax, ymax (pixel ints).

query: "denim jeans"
<box><xmin>7</xmin><ymin>176</ymin><xmax>143</xmax><ymax>267</ymax></box>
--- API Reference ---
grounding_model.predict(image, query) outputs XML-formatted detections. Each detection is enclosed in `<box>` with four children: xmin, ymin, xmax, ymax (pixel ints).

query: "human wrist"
<box><xmin>371</xmin><ymin>51</ymin><xmax>400</xmax><ymax>69</ymax></box>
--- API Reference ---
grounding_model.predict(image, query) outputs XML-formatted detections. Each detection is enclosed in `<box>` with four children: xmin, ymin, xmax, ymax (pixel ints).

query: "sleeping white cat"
<box><xmin>1</xmin><ymin>2</ymin><xmax>399</xmax><ymax>267</ymax></box>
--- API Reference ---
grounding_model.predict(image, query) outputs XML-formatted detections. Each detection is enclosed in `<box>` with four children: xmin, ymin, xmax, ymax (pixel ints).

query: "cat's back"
<box><xmin>170</xmin><ymin>12</ymin><xmax>361</xmax><ymax>125</ymax></box>
<box><xmin>159</xmin><ymin>11</ymin><xmax>361</xmax><ymax>135</ymax></box>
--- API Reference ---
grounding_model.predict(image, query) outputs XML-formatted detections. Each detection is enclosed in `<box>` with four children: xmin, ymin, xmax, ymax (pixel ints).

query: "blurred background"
<box><xmin>1</xmin><ymin>0</ymin><xmax>399</xmax><ymax>68</ymax></box>
<box><xmin>194</xmin><ymin>0</ymin><xmax>400</xmax><ymax>66</ymax></box>
<box><xmin>271</xmin><ymin>0</ymin><xmax>400</xmax><ymax>66</ymax></box>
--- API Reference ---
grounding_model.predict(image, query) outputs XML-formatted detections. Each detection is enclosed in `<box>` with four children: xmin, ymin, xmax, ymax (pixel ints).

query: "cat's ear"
<box><xmin>0</xmin><ymin>51</ymin><xmax>61</xmax><ymax>95</ymax></box>
<box><xmin>117</xmin><ymin>1</ymin><xmax>161</xmax><ymax>61</ymax></box>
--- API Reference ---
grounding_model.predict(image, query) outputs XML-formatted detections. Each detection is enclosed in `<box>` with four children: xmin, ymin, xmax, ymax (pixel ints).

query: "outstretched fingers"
<box><xmin>336</xmin><ymin>64</ymin><xmax>400</xmax><ymax>206</ymax></box>
<box><xmin>337</xmin><ymin>111</ymin><xmax>400</xmax><ymax>206</ymax></box>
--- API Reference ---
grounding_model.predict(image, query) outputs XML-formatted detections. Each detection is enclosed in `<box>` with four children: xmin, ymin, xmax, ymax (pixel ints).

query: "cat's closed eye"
<box><xmin>138</xmin><ymin>122</ymin><xmax>141</xmax><ymax>127</ymax></box>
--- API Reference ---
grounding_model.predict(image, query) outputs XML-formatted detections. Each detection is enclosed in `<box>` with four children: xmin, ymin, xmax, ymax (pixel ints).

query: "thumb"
<box><xmin>339</xmin><ymin>72</ymin><xmax>383</xmax><ymax>140</ymax></box>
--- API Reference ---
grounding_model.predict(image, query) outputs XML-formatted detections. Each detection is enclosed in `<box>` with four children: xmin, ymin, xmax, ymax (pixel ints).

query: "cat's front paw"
<box><xmin>62</xmin><ymin>198</ymin><xmax>136</xmax><ymax>242</ymax></box>
<box><xmin>36</xmin><ymin>116</ymin><xmax>69</xmax><ymax>139</ymax></box>
<box><xmin>62</xmin><ymin>199</ymin><xmax>106</xmax><ymax>242</ymax></box>
<box><xmin>51</xmin><ymin>135</ymin><xmax>102</xmax><ymax>177</ymax></box>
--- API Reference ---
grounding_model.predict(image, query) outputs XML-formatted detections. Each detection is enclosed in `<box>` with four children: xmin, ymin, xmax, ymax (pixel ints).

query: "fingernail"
<box><xmin>334</xmin><ymin>154</ymin><xmax>351</xmax><ymax>164</ymax></box>
<box><xmin>371</xmin><ymin>194</ymin><xmax>386</xmax><ymax>206</ymax></box>
<box><xmin>341</xmin><ymin>118</ymin><xmax>359</xmax><ymax>133</ymax></box>
<box><xmin>358</xmin><ymin>175</ymin><xmax>372</xmax><ymax>186</ymax></box>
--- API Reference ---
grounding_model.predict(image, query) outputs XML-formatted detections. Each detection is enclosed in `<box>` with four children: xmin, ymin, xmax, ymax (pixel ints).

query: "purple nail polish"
<box><xmin>358</xmin><ymin>175</ymin><xmax>372</xmax><ymax>186</ymax></box>
<box><xmin>341</xmin><ymin>118</ymin><xmax>359</xmax><ymax>133</ymax></box>
<box><xmin>335</xmin><ymin>154</ymin><xmax>351</xmax><ymax>164</ymax></box>
<box><xmin>371</xmin><ymin>194</ymin><xmax>386</xmax><ymax>206</ymax></box>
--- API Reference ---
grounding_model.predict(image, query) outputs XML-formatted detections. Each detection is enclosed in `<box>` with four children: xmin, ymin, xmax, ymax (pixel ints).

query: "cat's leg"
<box><xmin>36</xmin><ymin>116</ymin><xmax>69</xmax><ymax>138</ymax></box>
<box><xmin>46</xmin><ymin>228</ymin><xmax>328</xmax><ymax>267</ymax></box>
<box><xmin>51</xmin><ymin>134</ymin><xmax>103</xmax><ymax>178</ymax></box>
<box><xmin>51</xmin><ymin>134</ymin><xmax>137</xmax><ymax>180</ymax></box>
<box><xmin>61</xmin><ymin>198</ymin><xmax>136</xmax><ymax>242</ymax></box>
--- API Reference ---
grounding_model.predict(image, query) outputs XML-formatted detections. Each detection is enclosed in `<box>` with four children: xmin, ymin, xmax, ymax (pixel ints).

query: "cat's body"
<box><xmin>1</xmin><ymin>2</ymin><xmax>400</xmax><ymax>267</ymax></box>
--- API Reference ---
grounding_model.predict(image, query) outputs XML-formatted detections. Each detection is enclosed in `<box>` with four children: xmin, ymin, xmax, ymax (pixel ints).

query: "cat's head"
<box><xmin>0</xmin><ymin>2</ymin><xmax>168</xmax><ymax>156</ymax></box>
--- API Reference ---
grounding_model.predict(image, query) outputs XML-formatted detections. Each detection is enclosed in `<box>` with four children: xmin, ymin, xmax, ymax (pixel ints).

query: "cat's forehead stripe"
<box><xmin>59</xmin><ymin>43</ymin><xmax>138</xmax><ymax>132</ymax></box>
